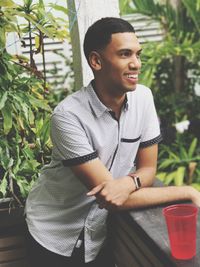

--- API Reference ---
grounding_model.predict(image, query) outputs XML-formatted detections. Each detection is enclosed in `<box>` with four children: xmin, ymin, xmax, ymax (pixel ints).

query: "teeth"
<box><xmin>127</xmin><ymin>74</ymin><xmax>138</xmax><ymax>78</ymax></box>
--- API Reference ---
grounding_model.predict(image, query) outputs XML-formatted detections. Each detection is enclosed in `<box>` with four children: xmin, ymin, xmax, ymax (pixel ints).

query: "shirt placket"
<box><xmin>108</xmin><ymin>110</ymin><xmax>125</xmax><ymax>172</ymax></box>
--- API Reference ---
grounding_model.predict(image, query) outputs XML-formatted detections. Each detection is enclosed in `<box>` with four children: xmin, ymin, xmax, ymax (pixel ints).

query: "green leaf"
<box><xmin>0</xmin><ymin>142</ymin><xmax>10</xmax><ymax>169</ymax></box>
<box><xmin>48</xmin><ymin>4</ymin><xmax>68</xmax><ymax>15</ymax></box>
<box><xmin>38</xmin><ymin>0</ymin><xmax>45</xmax><ymax>9</ymax></box>
<box><xmin>0</xmin><ymin>172</ymin><xmax>8</xmax><ymax>197</ymax></box>
<box><xmin>158</xmin><ymin>159</ymin><xmax>174</xmax><ymax>169</ymax></box>
<box><xmin>29</xmin><ymin>95</ymin><xmax>51</xmax><ymax>111</ymax></box>
<box><xmin>14</xmin><ymin>11</ymin><xmax>55</xmax><ymax>38</ymax></box>
<box><xmin>7</xmin><ymin>158</ymin><xmax>14</xmax><ymax>168</ymax></box>
<box><xmin>0</xmin><ymin>91</ymin><xmax>8</xmax><ymax>110</ymax></box>
<box><xmin>179</xmin><ymin>146</ymin><xmax>188</xmax><ymax>159</ymax></box>
<box><xmin>36</xmin><ymin>116</ymin><xmax>50</xmax><ymax>146</ymax></box>
<box><xmin>24</xmin><ymin>0</ymin><xmax>33</xmax><ymax>7</ymax></box>
<box><xmin>12</xmin><ymin>145</ymin><xmax>21</xmax><ymax>174</ymax></box>
<box><xmin>182</xmin><ymin>0</ymin><xmax>200</xmax><ymax>34</ymax></box>
<box><xmin>12</xmin><ymin>95</ymin><xmax>30</xmax><ymax>122</ymax></box>
<box><xmin>22</xmin><ymin>145</ymin><xmax>34</xmax><ymax>159</ymax></box>
<box><xmin>167</xmin><ymin>151</ymin><xmax>180</xmax><ymax>161</ymax></box>
<box><xmin>15</xmin><ymin>177</ymin><xmax>29</xmax><ymax>198</ymax></box>
<box><xmin>28</xmin><ymin>108</ymin><xmax>35</xmax><ymax>125</ymax></box>
<box><xmin>0</xmin><ymin>0</ymin><xmax>18</xmax><ymax>7</ymax></box>
<box><xmin>164</xmin><ymin>171</ymin><xmax>177</xmax><ymax>185</ymax></box>
<box><xmin>1</xmin><ymin>103</ymin><xmax>13</xmax><ymax>134</ymax></box>
<box><xmin>188</xmin><ymin>138</ymin><xmax>197</xmax><ymax>158</ymax></box>
<box><xmin>156</xmin><ymin>172</ymin><xmax>166</xmax><ymax>182</ymax></box>
<box><xmin>174</xmin><ymin>166</ymin><xmax>186</xmax><ymax>186</ymax></box>
<box><xmin>18</xmin><ymin>159</ymin><xmax>40</xmax><ymax>175</ymax></box>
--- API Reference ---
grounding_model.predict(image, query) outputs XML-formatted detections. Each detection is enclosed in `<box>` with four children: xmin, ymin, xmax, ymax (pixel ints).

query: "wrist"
<box><xmin>124</xmin><ymin>176</ymin><xmax>136</xmax><ymax>192</ymax></box>
<box><xmin>128</xmin><ymin>174</ymin><xmax>141</xmax><ymax>191</ymax></box>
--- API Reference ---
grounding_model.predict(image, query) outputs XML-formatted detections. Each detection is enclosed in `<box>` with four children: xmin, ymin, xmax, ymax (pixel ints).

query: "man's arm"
<box><xmin>117</xmin><ymin>185</ymin><xmax>200</xmax><ymax>210</ymax></box>
<box><xmin>118</xmin><ymin>144</ymin><xmax>200</xmax><ymax>209</ymax></box>
<box><xmin>71</xmin><ymin>158</ymin><xmax>135</xmax><ymax>208</ymax></box>
<box><xmin>83</xmin><ymin>144</ymin><xmax>200</xmax><ymax>210</ymax></box>
<box><xmin>129</xmin><ymin>144</ymin><xmax>158</xmax><ymax>187</ymax></box>
<box><xmin>72</xmin><ymin>144</ymin><xmax>158</xmax><ymax>209</ymax></box>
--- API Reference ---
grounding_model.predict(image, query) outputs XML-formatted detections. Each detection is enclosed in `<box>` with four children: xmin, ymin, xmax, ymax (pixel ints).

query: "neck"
<box><xmin>92</xmin><ymin>80</ymin><xmax>125</xmax><ymax>119</ymax></box>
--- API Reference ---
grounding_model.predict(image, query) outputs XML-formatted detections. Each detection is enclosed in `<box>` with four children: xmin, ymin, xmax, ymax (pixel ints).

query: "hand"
<box><xmin>87</xmin><ymin>176</ymin><xmax>135</xmax><ymax>209</ymax></box>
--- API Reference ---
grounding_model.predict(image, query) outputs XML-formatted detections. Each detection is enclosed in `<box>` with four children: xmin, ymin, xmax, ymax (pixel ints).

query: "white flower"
<box><xmin>194</xmin><ymin>83</ymin><xmax>200</xmax><ymax>97</ymax></box>
<box><xmin>175</xmin><ymin>120</ymin><xmax>190</xmax><ymax>134</ymax></box>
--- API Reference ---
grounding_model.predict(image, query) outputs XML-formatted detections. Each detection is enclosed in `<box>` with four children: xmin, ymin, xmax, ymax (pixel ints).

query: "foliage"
<box><xmin>121</xmin><ymin>0</ymin><xmax>200</xmax><ymax>186</ymax></box>
<box><xmin>119</xmin><ymin>0</ymin><xmax>134</xmax><ymax>15</ymax></box>
<box><xmin>45</xmin><ymin>50</ymin><xmax>74</xmax><ymax>109</ymax></box>
<box><xmin>0</xmin><ymin>0</ymin><xmax>70</xmax><ymax>206</ymax></box>
<box><xmin>157</xmin><ymin>137</ymin><xmax>200</xmax><ymax>187</ymax></box>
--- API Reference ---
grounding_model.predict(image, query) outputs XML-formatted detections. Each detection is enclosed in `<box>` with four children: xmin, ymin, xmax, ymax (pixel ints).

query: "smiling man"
<box><xmin>25</xmin><ymin>17</ymin><xmax>200</xmax><ymax>267</ymax></box>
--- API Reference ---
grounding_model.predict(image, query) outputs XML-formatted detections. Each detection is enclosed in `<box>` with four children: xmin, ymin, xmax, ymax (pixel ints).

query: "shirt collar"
<box><xmin>86</xmin><ymin>81</ymin><xmax>129</xmax><ymax>118</ymax></box>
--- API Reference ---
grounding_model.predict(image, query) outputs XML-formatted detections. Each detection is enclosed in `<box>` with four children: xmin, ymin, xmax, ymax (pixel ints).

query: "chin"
<box><xmin>124</xmin><ymin>85</ymin><xmax>137</xmax><ymax>92</ymax></box>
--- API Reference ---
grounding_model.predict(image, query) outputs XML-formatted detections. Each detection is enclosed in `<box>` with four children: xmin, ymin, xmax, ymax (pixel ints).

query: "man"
<box><xmin>25</xmin><ymin>17</ymin><xmax>200</xmax><ymax>267</ymax></box>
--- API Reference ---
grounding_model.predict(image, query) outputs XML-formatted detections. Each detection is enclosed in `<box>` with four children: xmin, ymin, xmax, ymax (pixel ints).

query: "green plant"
<box><xmin>120</xmin><ymin>0</ymin><xmax>200</xmax><ymax>186</ymax></box>
<box><xmin>0</xmin><ymin>51</ymin><xmax>52</xmax><ymax>206</ymax></box>
<box><xmin>46</xmin><ymin>50</ymin><xmax>74</xmax><ymax>109</ymax></box>
<box><xmin>157</xmin><ymin>137</ymin><xmax>200</xmax><ymax>188</ymax></box>
<box><xmin>0</xmin><ymin>0</ymin><xmax>69</xmax><ymax>206</ymax></box>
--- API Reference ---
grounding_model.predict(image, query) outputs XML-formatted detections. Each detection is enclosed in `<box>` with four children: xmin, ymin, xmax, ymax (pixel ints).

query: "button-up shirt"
<box><xmin>25</xmin><ymin>82</ymin><xmax>162</xmax><ymax>262</ymax></box>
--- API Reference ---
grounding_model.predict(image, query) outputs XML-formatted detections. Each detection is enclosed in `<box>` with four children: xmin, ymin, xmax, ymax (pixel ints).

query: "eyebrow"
<box><xmin>118</xmin><ymin>48</ymin><xmax>143</xmax><ymax>53</ymax></box>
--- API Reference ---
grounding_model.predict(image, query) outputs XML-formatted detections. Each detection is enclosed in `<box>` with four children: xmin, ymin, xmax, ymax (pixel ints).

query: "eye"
<box><xmin>120</xmin><ymin>50</ymin><xmax>132</xmax><ymax>57</ymax></box>
<box><xmin>136</xmin><ymin>52</ymin><xmax>141</xmax><ymax>59</ymax></box>
<box><xmin>136</xmin><ymin>50</ymin><xmax>142</xmax><ymax>59</ymax></box>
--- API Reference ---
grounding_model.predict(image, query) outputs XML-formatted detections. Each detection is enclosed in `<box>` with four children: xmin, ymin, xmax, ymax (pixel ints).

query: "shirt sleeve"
<box><xmin>50</xmin><ymin>111</ymin><xmax>98</xmax><ymax>166</ymax></box>
<box><xmin>139</xmin><ymin>90</ymin><xmax>162</xmax><ymax>148</ymax></box>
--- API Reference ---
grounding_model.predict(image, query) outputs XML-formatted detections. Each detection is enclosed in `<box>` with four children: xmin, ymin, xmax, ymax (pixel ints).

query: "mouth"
<box><xmin>125</xmin><ymin>74</ymin><xmax>138</xmax><ymax>79</ymax></box>
<box><xmin>124</xmin><ymin>73</ymin><xmax>139</xmax><ymax>83</ymax></box>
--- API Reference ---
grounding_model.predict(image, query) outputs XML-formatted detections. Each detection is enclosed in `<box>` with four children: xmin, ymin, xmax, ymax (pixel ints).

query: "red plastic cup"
<box><xmin>163</xmin><ymin>204</ymin><xmax>198</xmax><ymax>260</ymax></box>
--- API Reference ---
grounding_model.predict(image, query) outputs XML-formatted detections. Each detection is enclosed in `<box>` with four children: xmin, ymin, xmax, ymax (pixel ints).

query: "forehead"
<box><xmin>107</xmin><ymin>32</ymin><xmax>141</xmax><ymax>51</ymax></box>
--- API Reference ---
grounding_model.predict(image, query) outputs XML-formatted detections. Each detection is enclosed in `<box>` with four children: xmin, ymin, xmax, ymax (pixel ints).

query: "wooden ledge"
<box><xmin>109</xmin><ymin>180</ymin><xmax>200</xmax><ymax>267</ymax></box>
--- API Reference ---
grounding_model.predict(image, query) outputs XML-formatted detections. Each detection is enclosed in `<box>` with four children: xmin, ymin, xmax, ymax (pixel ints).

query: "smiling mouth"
<box><xmin>125</xmin><ymin>74</ymin><xmax>138</xmax><ymax>79</ymax></box>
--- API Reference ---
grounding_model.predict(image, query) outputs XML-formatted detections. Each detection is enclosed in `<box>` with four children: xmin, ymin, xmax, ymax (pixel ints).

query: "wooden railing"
<box><xmin>109</xmin><ymin>180</ymin><xmax>200</xmax><ymax>267</ymax></box>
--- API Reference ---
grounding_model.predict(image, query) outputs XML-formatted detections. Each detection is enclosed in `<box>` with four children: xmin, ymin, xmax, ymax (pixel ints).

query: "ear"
<box><xmin>89</xmin><ymin>51</ymin><xmax>102</xmax><ymax>71</ymax></box>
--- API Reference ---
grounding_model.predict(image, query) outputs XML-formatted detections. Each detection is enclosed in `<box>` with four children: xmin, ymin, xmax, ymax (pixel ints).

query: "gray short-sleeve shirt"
<box><xmin>25</xmin><ymin>82</ymin><xmax>162</xmax><ymax>262</ymax></box>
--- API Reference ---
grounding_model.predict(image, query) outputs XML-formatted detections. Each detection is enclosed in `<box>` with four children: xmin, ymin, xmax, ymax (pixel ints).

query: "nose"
<box><xmin>129</xmin><ymin>56</ymin><xmax>141</xmax><ymax>70</ymax></box>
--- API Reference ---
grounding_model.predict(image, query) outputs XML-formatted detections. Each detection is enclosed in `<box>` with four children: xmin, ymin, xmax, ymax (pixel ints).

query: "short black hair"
<box><xmin>83</xmin><ymin>17</ymin><xmax>135</xmax><ymax>62</ymax></box>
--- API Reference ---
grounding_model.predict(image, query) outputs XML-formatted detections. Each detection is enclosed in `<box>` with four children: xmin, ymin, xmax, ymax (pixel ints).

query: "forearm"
<box><xmin>118</xmin><ymin>185</ymin><xmax>199</xmax><ymax>210</ymax></box>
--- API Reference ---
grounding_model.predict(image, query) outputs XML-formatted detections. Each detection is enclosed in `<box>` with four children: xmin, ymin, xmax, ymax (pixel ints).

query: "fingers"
<box><xmin>87</xmin><ymin>180</ymin><xmax>130</xmax><ymax>210</ymax></box>
<box><xmin>97</xmin><ymin>199</ymin><xmax>123</xmax><ymax>210</ymax></box>
<box><xmin>87</xmin><ymin>183</ymin><xmax>105</xmax><ymax>196</ymax></box>
<box><xmin>87</xmin><ymin>183</ymin><xmax>116</xmax><ymax>209</ymax></box>
<box><xmin>98</xmin><ymin>201</ymin><xmax>106</xmax><ymax>209</ymax></box>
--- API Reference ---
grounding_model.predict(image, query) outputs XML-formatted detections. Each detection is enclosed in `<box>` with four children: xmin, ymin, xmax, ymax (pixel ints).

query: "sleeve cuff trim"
<box><xmin>139</xmin><ymin>134</ymin><xmax>163</xmax><ymax>148</ymax></box>
<box><xmin>62</xmin><ymin>151</ymin><xmax>98</xmax><ymax>167</ymax></box>
<box><xmin>121</xmin><ymin>136</ymin><xmax>141</xmax><ymax>143</ymax></box>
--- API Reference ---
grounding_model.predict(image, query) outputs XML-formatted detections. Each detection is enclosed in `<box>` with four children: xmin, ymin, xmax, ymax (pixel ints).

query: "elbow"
<box><xmin>149</xmin><ymin>167</ymin><xmax>157</xmax><ymax>185</ymax></box>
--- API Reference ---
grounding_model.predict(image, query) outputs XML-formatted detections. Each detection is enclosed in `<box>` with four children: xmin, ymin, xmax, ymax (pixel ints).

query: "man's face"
<box><xmin>99</xmin><ymin>32</ymin><xmax>142</xmax><ymax>95</ymax></box>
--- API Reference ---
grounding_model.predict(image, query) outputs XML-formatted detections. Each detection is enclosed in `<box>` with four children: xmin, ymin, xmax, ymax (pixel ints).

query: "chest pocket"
<box><xmin>119</xmin><ymin>136</ymin><xmax>141</xmax><ymax>169</ymax></box>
